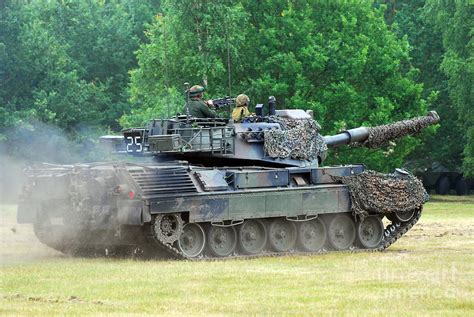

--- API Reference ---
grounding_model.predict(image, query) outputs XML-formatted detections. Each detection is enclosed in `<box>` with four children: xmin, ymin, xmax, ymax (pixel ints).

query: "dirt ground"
<box><xmin>0</xmin><ymin>204</ymin><xmax>63</xmax><ymax>264</ymax></box>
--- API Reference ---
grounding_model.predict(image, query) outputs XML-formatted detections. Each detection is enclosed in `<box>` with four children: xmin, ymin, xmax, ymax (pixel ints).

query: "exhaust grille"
<box><xmin>128</xmin><ymin>167</ymin><xmax>197</xmax><ymax>198</ymax></box>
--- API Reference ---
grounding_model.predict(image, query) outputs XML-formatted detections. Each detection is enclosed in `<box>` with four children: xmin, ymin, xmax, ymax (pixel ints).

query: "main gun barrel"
<box><xmin>323</xmin><ymin>111</ymin><xmax>440</xmax><ymax>148</ymax></box>
<box><xmin>323</xmin><ymin>127</ymin><xmax>370</xmax><ymax>148</ymax></box>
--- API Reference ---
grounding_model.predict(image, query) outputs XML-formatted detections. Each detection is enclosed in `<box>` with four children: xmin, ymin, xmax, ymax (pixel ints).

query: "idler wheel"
<box><xmin>153</xmin><ymin>214</ymin><xmax>183</xmax><ymax>244</ymax></box>
<box><xmin>238</xmin><ymin>219</ymin><xmax>267</xmax><ymax>255</ymax></box>
<box><xmin>327</xmin><ymin>214</ymin><xmax>356</xmax><ymax>250</ymax></box>
<box><xmin>177</xmin><ymin>223</ymin><xmax>206</xmax><ymax>258</ymax></box>
<box><xmin>388</xmin><ymin>210</ymin><xmax>416</xmax><ymax>223</ymax></box>
<box><xmin>357</xmin><ymin>216</ymin><xmax>384</xmax><ymax>249</ymax></box>
<box><xmin>207</xmin><ymin>226</ymin><xmax>237</xmax><ymax>257</ymax></box>
<box><xmin>297</xmin><ymin>218</ymin><xmax>326</xmax><ymax>252</ymax></box>
<box><xmin>268</xmin><ymin>218</ymin><xmax>297</xmax><ymax>252</ymax></box>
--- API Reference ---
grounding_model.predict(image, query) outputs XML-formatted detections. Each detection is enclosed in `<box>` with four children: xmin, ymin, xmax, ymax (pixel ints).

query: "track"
<box><xmin>145</xmin><ymin>209</ymin><xmax>423</xmax><ymax>261</ymax></box>
<box><xmin>33</xmin><ymin>208</ymin><xmax>422</xmax><ymax>260</ymax></box>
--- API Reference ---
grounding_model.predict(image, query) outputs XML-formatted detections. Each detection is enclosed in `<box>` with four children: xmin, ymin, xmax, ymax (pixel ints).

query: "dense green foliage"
<box><xmin>386</xmin><ymin>0</ymin><xmax>473</xmax><ymax>176</ymax></box>
<box><xmin>388</xmin><ymin>0</ymin><xmax>458</xmax><ymax>171</ymax></box>
<box><xmin>426</xmin><ymin>0</ymin><xmax>473</xmax><ymax>177</ymax></box>
<box><xmin>0</xmin><ymin>0</ymin><xmax>471</xmax><ymax>174</ymax></box>
<box><xmin>124</xmin><ymin>1</ymin><xmax>430</xmax><ymax>171</ymax></box>
<box><xmin>0</xmin><ymin>0</ymin><xmax>159</xmax><ymax>161</ymax></box>
<box><xmin>121</xmin><ymin>0</ymin><xmax>248</xmax><ymax>126</ymax></box>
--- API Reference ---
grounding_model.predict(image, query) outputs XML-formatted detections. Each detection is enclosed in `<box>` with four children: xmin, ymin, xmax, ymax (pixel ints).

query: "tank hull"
<box><xmin>18</xmin><ymin>162</ymin><xmax>423</xmax><ymax>259</ymax></box>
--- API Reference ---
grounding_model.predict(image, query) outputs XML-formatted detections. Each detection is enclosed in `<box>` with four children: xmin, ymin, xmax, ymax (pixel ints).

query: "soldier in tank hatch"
<box><xmin>184</xmin><ymin>85</ymin><xmax>217</xmax><ymax>118</ymax></box>
<box><xmin>232</xmin><ymin>94</ymin><xmax>251</xmax><ymax>122</ymax></box>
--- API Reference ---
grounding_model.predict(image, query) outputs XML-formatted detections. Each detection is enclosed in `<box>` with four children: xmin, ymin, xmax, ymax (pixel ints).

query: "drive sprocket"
<box><xmin>152</xmin><ymin>213</ymin><xmax>184</xmax><ymax>245</ymax></box>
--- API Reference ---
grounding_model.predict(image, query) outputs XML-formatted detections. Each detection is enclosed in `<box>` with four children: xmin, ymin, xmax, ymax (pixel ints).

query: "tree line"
<box><xmin>0</xmin><ymin>0</ymin><xmax>472</xmax><ymax>176</ymax></box>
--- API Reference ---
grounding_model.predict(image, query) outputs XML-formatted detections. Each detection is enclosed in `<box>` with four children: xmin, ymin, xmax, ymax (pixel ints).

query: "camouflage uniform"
<box><xmin>185</xmin><ymin>98</ymin><xmax>216</xmax><ymax>118</ymax></box>
<box><xmin>184</xmin><ymin>85</ymin><xmax>217</xmax><ymax>118</ymax></box>
<box><xmin>232</xmin><ymin>94</ymin><xmax>251</xmax><ymax>122</ymax></box>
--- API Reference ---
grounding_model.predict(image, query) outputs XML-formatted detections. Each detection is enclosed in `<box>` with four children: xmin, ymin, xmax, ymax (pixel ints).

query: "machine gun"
<box><xmin>211</xmin><ymin>96</ymin><xmax>235</xmax><ymax>109</ymax></box>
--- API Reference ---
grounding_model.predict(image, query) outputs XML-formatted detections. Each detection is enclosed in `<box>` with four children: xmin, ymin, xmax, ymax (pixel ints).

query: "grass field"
<box><xmin>1</xmin><ymin>195</ymin><xmax>473</xmax><ymax>315</ymax></box>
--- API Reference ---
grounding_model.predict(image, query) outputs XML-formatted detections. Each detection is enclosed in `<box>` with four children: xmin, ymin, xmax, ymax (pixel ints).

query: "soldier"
<box><xmin>232</xmin><ymin>94</ymin><xmax>251</xmax><ymax>122</ymax></box>
<box><xmin>184</xmin><ymin>85</ymin><xmax>217</xmax><ymax>118</ymax></box>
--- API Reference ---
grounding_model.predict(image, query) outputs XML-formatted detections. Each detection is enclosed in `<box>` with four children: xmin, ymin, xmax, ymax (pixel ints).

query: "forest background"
<box><xmin>0</xmin><ymin>0</ymin><xmax>472</xmax><ymax>176</ymax></box>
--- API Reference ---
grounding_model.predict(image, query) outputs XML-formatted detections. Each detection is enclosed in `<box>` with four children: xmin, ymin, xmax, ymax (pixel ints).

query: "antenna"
<box><xmin>224</xmin><ymin>12</ymin><xmax>232</xmax><ymax>96</ymax></box>
<box><xmin>163</xmin><ymin>18</ymin><xmax>170</xmax><ymax>118</ymax></box>
<box><xmin>184</xmin><ymin>82</ymin><xmax>190</xmax><ymax>123</ymax></box>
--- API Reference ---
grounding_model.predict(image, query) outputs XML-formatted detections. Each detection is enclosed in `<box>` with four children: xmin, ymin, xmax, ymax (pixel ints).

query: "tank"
<box><xmin>17</xmin><ymin>97</ymin><xmax>440</xmax><ymax>259</ymax></box>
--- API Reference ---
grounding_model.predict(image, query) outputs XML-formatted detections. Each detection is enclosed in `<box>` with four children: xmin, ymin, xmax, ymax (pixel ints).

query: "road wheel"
<box><xmin>177</xmin><ymin>223</ymin><xmax>206</xmax><ymax>258</ymax></box>
<box><xmin>357</xmin><ymin>216</ymin><xmax>384</xmax><ymax>249</ymax></box>
<box><xmin>327</xmin><ymin>214</ymin><xmax>356</xmax><ymax>250</ymax></box>
<box><xmin>268</xmin><ymin>218</ymin><xmax>297</xmax><ymax>252</ymax></box>
<box><xmin>207</xmin><ymin>226</ymin><xmax>237</xmax><ymax>257</ymax></box>
<box><xmin>296</xmin><ymin>218</ymin><xmax>326</xmax><ymax>252</ymax></box>
<box><xmin>238</xmin><ymin>219</ymin><xmax>267</xmax><ymax>255</ymax></box>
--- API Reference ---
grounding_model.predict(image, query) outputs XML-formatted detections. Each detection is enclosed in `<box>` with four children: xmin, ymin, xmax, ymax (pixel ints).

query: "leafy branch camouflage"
<box><xmin>263</xmin><ymin>118</ymin><xmax>327</xmax><ymax>160</ymax></box>
<box><xmin>332</xmin><ymin>170</ymin><xmax>428</xmax><ymax>219</ymax></box>
<box><xmin>357</xmin><ymin>111</ymin><xmax>440</xmax><ymax>149</ymax></box>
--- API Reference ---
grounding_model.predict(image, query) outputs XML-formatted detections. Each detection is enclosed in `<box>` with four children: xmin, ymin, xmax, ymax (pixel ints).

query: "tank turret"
<box><xmin>114</xmin><ymin>107</ymin><xmax>439</xmax><ymax>169</ymax></box>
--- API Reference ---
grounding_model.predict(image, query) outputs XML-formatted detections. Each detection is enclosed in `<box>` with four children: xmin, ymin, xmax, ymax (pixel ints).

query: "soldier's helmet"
<box><xmin>236</xmin><ymin>94</ymin><xmax>250</xmax><ymax>107</ymax></box>
<box><xmin>189</xmin><ymin>85</ymin><xmax>206</xmax><ymax>98</ymax></box>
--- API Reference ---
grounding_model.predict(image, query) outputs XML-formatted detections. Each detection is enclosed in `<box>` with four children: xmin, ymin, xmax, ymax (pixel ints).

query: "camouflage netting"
<box><xmin>332</xmin><ymin>170</ymin><xmax>428</xmax><ymax>219</ymax></box>
<box><xmin>264</xmin><ymin>118</ymin><xmax>327</xmax><ymax>160</ymax></box>
<box><xmin>357</xmin><ymin>111</ymin><xmax>440</xmax><ymax>149</ymax></box>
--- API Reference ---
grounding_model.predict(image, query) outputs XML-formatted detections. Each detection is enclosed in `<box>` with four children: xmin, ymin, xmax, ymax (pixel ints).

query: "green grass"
<box><xmin>1</xmin><ymin>196</ymin><xmax>473</xmax><ymax>316</ymax></box>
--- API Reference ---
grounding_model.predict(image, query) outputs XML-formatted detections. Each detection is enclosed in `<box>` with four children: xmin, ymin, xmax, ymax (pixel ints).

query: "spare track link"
<box><xmin>149</xmin><ymin>209</ymin><xmax>423</xmax><ymax>261</ymax></box>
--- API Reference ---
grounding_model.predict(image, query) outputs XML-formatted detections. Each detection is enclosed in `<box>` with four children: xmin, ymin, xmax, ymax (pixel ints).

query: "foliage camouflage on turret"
<box><xmin>263</xmin><ymin>118</ymin><xmax>327</xmax><ymax>160</ymax></box>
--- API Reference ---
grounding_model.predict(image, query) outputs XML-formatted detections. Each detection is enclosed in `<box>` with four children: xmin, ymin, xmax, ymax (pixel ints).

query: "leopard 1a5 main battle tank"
<box><xmin>17</xmin><ymin>97</ymin><xmax>440</xmax><ymax>259</ymax></box>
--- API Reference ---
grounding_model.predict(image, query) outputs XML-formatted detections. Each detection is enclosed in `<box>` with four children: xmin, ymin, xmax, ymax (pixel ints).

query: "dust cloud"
<box><xmin>0</xmin><ymin>121</ymin><xmax>116</xmax><ymax>263</ymax></box>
